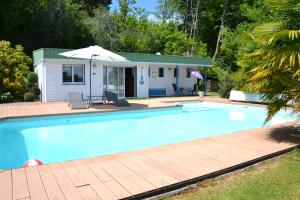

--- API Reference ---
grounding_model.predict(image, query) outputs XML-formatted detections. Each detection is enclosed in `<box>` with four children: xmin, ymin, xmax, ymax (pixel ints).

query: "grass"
<box><xmin>166</xmin><ymin>149</ymin><xmax>300</xmax><ymax>200</ymax></box>
<box><xmin>205</xmin><ymin>91</ymin><xmax>219</xmax><ymax>97</ymax></box>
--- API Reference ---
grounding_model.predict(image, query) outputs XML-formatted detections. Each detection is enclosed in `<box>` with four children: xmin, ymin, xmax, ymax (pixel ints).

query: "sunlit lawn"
<box><xmin>167</xmin><ymin>149</ymin><xmax>300</xmax><ymax>200</ymax></box>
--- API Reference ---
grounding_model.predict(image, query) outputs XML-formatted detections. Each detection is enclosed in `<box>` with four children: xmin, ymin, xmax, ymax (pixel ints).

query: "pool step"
<box><xmin>182</xmin><ymin>103</ymin><xmax>223</xmax><ymax>112</ymax></box>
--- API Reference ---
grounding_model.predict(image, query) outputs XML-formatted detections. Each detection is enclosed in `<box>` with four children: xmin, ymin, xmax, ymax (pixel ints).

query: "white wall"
<box><xmin>148</xmin><ymin>65</ymin><xmax>197</xmax><ymax>96</ymax></box>
<box><xmin>229</xmin><ymin>90</ymin><xmax>266</xmax><ymax>103</ymax></box>
<box><xmin>34</xmin><ymin>62</ymin><xmax>46</xmax><ymax>101</ymax></box>
<box><xmin>43</xmin><ymin>59</ymin><xmax>103</xmax><ymax>101</ymax></box>
<box><xmin>35</xmin><ymin>59</ymin><xmax>198</xmax><ymax>101</ymax></box>
<box><xmin>136</xmin><ymin>64</ymin><xmax>149</xmax><ymax>98</ymax></box>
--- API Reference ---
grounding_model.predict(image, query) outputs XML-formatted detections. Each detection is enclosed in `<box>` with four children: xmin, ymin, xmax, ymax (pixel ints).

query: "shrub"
<box><xmin>25</xmin><ymin>72</ymin><xmax>40</xmax><ymax>100</ymax></box>
<box><xmin>27</xmin><ymin>72</ymin><xmax>38</xmax><ymax>86</ymax></box>
<box><xmin>0</xmin><ymin>41</ymin><xmax>31</xmax><ymax>100</ymax></box>
<box><xmin>218</xmin><ymin>72</ymin><xmax>234</xmax><ymax>98</ymax></box>
<box><xmin>33</xmin><ymin>87</ymin><xmax>41</xmax><ymax>96</ymax></box>
<box><xmin>24</xmin><ymin>92</ymin><xmax>34</xmax><ymax>102</ymax></box>
<box><xmin>0</xmin><ymin>92</ymin><xmax>13</xmax><ymax>103</ymax></box>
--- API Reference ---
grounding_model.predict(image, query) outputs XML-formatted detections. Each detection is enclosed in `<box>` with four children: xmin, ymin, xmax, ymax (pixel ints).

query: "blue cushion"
<box><xmin>149</xmin><ymin>88</ymin><xmax>167</xmax><ymax>97</ymax></box>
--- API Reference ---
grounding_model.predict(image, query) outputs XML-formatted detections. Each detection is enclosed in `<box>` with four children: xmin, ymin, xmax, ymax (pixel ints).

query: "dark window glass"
<box><xmin>148</xmin><ymin>67</ymin><xmax>150</xmax><ymax>77</ymax></box>
<box><xmin>73</xmin><ymin>65</ymin><xmax>84</xmax><ymax>82</ymax></box>
<box><xmin>158</xmin><ymin>67</ymin><xmax>164</xmax><ymax>77</ymax></box>
<box><xmin>174</xmin><ymin>68</ymin><xmax>177</xmax><ymax>78</ymax></box>
<box><xmin>62</xmin><ymin>65</ymin><xmax>72</xmax><ymax>82</ymax></box>
<box><xmin>186</xmin><ymin>69</ymin><xmax>191</xmax><ymax>78</ymax></box>
<box><xmin>62</xmin><ymin>65</ymin><xmax>84</xmax><ymax>84</ymax></box>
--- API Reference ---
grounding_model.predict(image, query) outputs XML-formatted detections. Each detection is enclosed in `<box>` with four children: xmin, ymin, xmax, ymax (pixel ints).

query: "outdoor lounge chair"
<box><xmin>67</xmin><ymin>92</ymin><xmax>89</xmax><ymax>109</ymax></box>
<box><xmin>103</xmin><ymin>91</ymin><xmax>130</xmax><ymax>107</ymax></box>
<box><xmin>172</xmin><ymin>83</ymin><xmax>184</xmax><ymax>96</ymax></box>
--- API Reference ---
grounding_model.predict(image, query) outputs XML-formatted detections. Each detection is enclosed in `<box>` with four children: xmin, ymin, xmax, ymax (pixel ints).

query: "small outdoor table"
<box><xmin>87</xmin><ymin>95</ymin><xmax>106</xmax><ymax>105</ymax></box>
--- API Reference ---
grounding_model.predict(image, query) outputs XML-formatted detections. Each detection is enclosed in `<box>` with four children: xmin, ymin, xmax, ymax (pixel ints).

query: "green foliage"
<box><xmin>24</xmin><ymin>92</ymin><xmax>34</xmax><ymax>102</ymax></box>
<box><xmin>34</xmin><ymin>87</ymin><xmax>41</xmax><ymax>96</ymax></box>
<box><xmin>0</xmin><ymin>40</ymin><xmax>31</xmax><ymax>99</ymax></box>
<box><xmin>218</xmin><ymin>71</ymin><xmax>234</xmax><ymax>98</ymax></box>
<box><xmin>163</xmin><ymin>32</ymin><xmax>195</xmax><ymax>55</ymax></box>
<box><xmin>27</xmin><ymin>72</ymin><xmax>38</xmax><ymax>85</ymax></box>
<box><xmin>26</xmin><ymin>72</ymin><xmax>40</xmax><ymax>100</ymax></box>
<box><xmin>0</xmin><ymin>0</ymin><xmax>94</xmax><ymax>55</ymax></box>
<box><xmin>74</xmin><ymin>0</ymin><xmax>112</xmax><ymax>15</ymax></box>
<box><xmin>0</xmin><ymin>92</ymin><xmax>13</xmax><ymax>103</ymax></box>
<box><xmin>236</xmin><ymin>0</ymin><xmax>300</xmax><ymax>121</ymax></box>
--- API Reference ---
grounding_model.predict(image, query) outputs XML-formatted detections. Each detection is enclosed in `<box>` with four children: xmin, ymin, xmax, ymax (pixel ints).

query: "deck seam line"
<box><xmin>70</xmin><ymin>160</ymin><xmax>111</xmax><ymax>200</ymax></box>
<box><xmin>81</xmin><ymin>159</ymin><xmax>119</xmax><ymax>199</ymax></box>
<box><xmin>24</xmin><ymin>168</ymin><xmax>31</xmax><ymax>200</ymax></box>
<box><xmin>48</xmin><ymin>165</ymin><xmax>68</xmax><ymax>200</ymax></box>
<box><xmin>93</xmin><ymin>157</ymin><xmax>134</xmax><ymax>196</ymax></box>
<box><xmin>38</xmin><ymin>165</ymin><xmax>67</xmax><ymax>200</ymax></box>
<box><xmin>111</xmin><ymin>155</ymin><xmax>157</xmax><ymax>189</ymax></box>
<box><xmin>59</xmin><ymin>162</ymin><xmax>88</xmax><ymax>199</ymax></box>
<box><xmin>10</xmin><ymin>170</ymin><xmax>13</xmax><ymax>200</ymax></box>
<box><xmin>36</xmin><ymin>167</ymin><xmax>50</xmax><ymax>200</ymax></box>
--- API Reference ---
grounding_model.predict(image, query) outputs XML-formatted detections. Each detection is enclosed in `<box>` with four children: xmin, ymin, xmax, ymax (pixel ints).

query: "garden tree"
<box><xmin>0</xmin><ymin>0</ymin><xmax>94</xmax><ymax>55</ymax></box>
<box><xmin>219</xmin><ymin>0</ymin><xmax>273</xmax><ymax>71</ymax></box>
<box><xmin>0</xmin><ymin>41</ymin><xmax>31</xmax><ymax>99</ymax></box>
<box><xmin>156</xmin><ymin>0</ymin><xmax>202</xmax><ymax>54</ymax></box>
<box><xmin>236</xmin><ymin>0</ymin><xmax>300</xmax><ymax>121</ymax></box>
<box><xmin>73</xmin><ymin>0</ymin><xmax>112</xmax><ymax>15</ymax></box>
<box><xmin>156</xmin><ymin>0</ymin><xmax>178</xmax><ymax>22</ymax></box>
<box><xmin>86</xmin><ymin>7</ymin><xmax>119</xmax><ymax>50</ymax></box>
<box><xmin>213</xmin><ymin>0</ymin><xmax>228</xmax><ymax>60</ymax></box>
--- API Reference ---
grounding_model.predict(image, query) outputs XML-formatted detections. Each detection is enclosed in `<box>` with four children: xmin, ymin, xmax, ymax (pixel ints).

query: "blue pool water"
<box><xmin>0</xmin><ymin>101</ymin><xmax>295</xmax><ymax>169</ymax></box>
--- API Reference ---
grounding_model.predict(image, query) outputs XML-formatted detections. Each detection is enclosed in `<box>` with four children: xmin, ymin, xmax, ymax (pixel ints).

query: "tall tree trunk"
<box><xmin>213</xmin><ymin>0</ymin><xmax>228</xmax><ymax>61</ymax></box>
<box><xmin>190</xmin><ymin>0</ymin><xmax>201</xmax><ymax>55</ymax></box>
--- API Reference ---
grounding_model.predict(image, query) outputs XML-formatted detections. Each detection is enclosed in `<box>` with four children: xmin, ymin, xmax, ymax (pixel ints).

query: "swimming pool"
<box><xmin>0</xmin><ymin>101</ymin><xmax>295</xmax><ymax>169</ymax></box>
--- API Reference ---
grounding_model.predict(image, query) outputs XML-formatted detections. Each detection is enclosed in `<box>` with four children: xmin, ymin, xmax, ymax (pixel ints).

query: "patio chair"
<box><xmin>67</xmin><ymin>92</ymin><xmax>89</xmax><ymax>109</ymax></box>
<box><xmin>189</xmin><ymin>84</ymin><xmax>197</xmax><ymax>96</ymax></box>
<box><xmin>172</xmin><ymin>83</ymin><xmax>184</xmax><ymax>96</ymax></box>
<box><xmin>103</xmin><ymin>91</ymin><xmax>130</xmax><ymax>107</ymax></box>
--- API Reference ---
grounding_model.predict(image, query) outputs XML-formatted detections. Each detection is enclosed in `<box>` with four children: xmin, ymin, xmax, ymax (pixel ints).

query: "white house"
<box><xmin>33</xmin><ymin>48</ymin><xmax>212</xmax><ymax>102</ymax></box>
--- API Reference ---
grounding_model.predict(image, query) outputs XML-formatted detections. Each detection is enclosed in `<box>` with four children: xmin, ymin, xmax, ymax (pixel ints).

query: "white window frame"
<box><xmin>62</xmin><ymin>64</ymin><xmax>85</xmax><ymax>85</ymax></box>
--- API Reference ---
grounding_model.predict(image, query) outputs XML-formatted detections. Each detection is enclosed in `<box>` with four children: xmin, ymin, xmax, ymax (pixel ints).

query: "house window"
<box><xmin>62</xmin><ymin>65</ymin><xmax>85</xmax><ymax>84</ymax></box>
<box><xmin>174</xmin><ymin>68</ymin><xmax>177</xmax><ymax>78</ymax></box>
<box><xmin>186</xmin><ymin>69</ymin><xmax>191</xmax><ymax>78</ymax></box>
<box><xmin>158</xmin><ymin>67</ymin><xmax>164</xmax><ymax>77</ymax></box>
<box><xmin>148</xmin><ymin>67</ymin><xmax>150</xmax><ymax>77</ymax></box>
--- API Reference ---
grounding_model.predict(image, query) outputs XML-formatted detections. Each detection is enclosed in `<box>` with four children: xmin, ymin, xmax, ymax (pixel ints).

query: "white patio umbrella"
<box><xmin>59</xmin><ymin>45</ymin><xmax>128</xmax><ymax>100</ymax></box>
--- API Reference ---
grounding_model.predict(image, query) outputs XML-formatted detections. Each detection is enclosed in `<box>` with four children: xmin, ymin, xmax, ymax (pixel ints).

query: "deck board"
<box><xmin>25</xmin><ymin>166</ymin><xmax>48</xmax><ymax>200</ymax></box>
<box><xmin>0</xmin><ymin>171</ymin><xmax>12</xmax><ymax>200</ymax></box>
<box><xmin>12</xmin><ymin>168</ymin><xmax>30</xmax><ymax>200</ymax></box>
<box><xmin>38</xmin><ymin>165</ymin><xmax>66</xmax><ymax>200</ymax></box>
<box><xmin>50</xmin><ymin>163</ymin><xmax>83</xmax><ymax>200</ymax></box>
<box><xmin>72</xmin><ymin>160</ymin><xmax>118</xmax><ymax>200</ymax></box>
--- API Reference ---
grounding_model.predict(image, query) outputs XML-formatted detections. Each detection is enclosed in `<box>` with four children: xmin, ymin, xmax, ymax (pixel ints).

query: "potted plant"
<box><xmin>197</xmin><ymin>80</ymin><xmax>205</xmax><ymax>97</ymax></box>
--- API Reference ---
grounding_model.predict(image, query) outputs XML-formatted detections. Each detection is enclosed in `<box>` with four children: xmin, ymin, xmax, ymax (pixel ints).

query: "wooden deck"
<box><xmin>0</xmin><ymin>96</ymin><xmax>203</xmax><ymax>119</ymax></box>
<box><xmin>0</xmin><ymin>97</ymin><xmax>299</xmax><ymax>200</ymax></box>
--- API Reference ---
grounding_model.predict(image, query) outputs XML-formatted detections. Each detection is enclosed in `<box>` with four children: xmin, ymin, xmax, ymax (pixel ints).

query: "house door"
<box><xmin>125</xmin><ymin>67</ymin><xmax>136</xmax><ymax>97</ymax></box>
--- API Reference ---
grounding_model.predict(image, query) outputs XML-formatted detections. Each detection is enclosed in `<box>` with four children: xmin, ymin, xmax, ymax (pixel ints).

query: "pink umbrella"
<box><xmin>189</xmin><ymin>68</ymin><xmax>203</xmax><ymax>79</ymax></box>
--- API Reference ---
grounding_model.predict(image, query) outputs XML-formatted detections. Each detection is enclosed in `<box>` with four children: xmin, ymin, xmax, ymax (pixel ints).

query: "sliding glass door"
<box><xmin>103</xmin><ymin>66</ymin><xmax>125</xmax><ymax>98</ymax></box>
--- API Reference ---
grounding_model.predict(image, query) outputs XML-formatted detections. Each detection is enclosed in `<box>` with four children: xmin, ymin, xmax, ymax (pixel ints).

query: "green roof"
<box><xmin>33</xmin><ymin>48</ymin><xmax>212</xmax><ymax>67</ymax></box>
